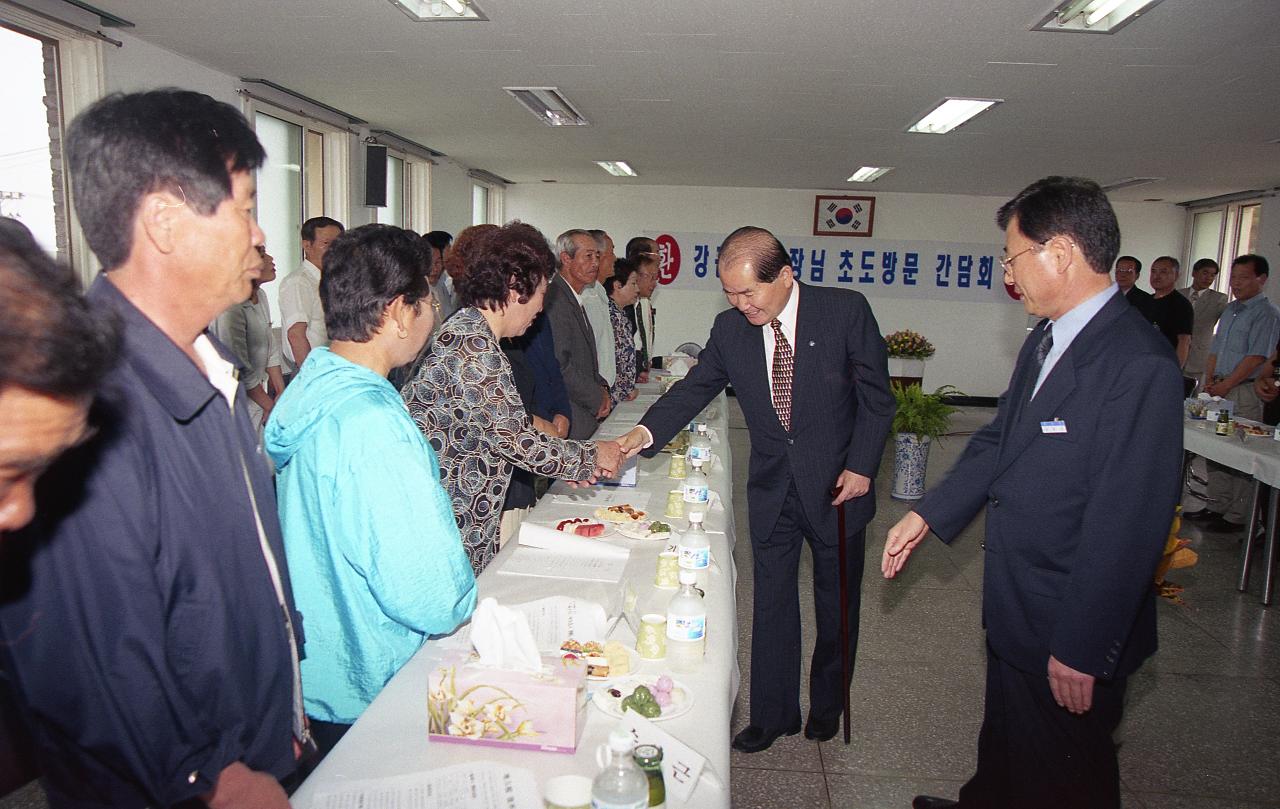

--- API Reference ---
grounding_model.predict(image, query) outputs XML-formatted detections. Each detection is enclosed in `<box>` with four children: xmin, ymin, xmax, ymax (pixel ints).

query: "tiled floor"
<box><xmin>3</xmin><ymin>403</ymin><xmax>1278</xmax><ymax>809</ymax></box>
<box><xmin>725</xmin><ymin>403</ymin><xmax>1280</xmax><ymax>809</ymax></box>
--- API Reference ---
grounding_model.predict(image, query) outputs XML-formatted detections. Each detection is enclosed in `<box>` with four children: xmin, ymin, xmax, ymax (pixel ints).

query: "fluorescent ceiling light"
<box><xmin>907</xmin><ymin>98</ymin><xmax>1002</xmax><ymax>134</ymax></box>
<box><xmin>1033</xmin><ymin>0</ymin><xmax>1165</xmax><ymax>34</ymax></box>
<box><xmin>504</xmin><ymin>87</ymin><xmax>590</xmax><ymax>127</ymax></box>
<box><xmin>847</xmin><ymin>166</ymin><xmax>893</xmax><ymax>183</ymax></box>
<box><xmin>389</xmin><ymin>0</ymin><xmax>487</xmax><ymax>21</ymax></box>
<box><xmin>596</xmin><ymin>161</ymin><xmax>637</xmax><ymax>177</ymax></box>
<box><xmin>1100</xmin><ymin>176</ymin><xmax>1163</xmax><ymax>192</ymax></box>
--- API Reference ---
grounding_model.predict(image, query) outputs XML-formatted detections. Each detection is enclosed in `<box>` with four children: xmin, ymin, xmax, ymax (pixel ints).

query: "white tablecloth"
<box><xmin>293</xmin><ymin>380</ymin><xmax>738</xmax><ymax>808</ymax></box>
<box><xmin>1185</xmin><ymin>417</ymin><xmax>1280</xmax><ymax>488</ymax></box>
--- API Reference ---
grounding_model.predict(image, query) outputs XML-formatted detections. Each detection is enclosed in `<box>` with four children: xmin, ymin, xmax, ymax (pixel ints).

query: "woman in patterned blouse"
<box><xmin>402</xmin><ymin>222</ymin><xmax>624</xmax><ymax>573</ymax></box>
<box><xmin>604</xmin><ymin>258</ymin><xmax>641</xmax><ymax>406</ymax></box>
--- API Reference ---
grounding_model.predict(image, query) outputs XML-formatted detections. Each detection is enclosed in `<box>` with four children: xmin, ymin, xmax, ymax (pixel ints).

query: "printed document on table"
<box><xmin>498</xmin><ymin>546</ymin><xmax>629</xmax><ymax>583</ymax></box>
<box><xmin>447</xmin><ymin>596</ymin><xmax>609</xmax><ymax>652</ymax></box>
<box><xmin>310</xmin><ymin>762</ymin><xmax>539</xmax><ymax>809</ymax></box>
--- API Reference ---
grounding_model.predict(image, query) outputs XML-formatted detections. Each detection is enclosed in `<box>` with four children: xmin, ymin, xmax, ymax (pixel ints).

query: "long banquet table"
<box><xmin>1184</xmin><ymin>416</ymin><xmax>1280</xmax><ymax>605</ymax></box>
<box><xmin>293</xmin><ymin>376</ymin><xmax>739</xmax><ymax>807</ymax></box>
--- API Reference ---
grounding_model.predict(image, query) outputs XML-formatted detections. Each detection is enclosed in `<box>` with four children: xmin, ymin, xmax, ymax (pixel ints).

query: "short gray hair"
<box><xmin>1152</xmin><ymin>255</ymin><xmax>1180</xmax><ymax>272</ymax></box>
<box><xmin>556</xmin><ymin>229</ymin><xmax>593</xmax><ymax>259</ymax></box>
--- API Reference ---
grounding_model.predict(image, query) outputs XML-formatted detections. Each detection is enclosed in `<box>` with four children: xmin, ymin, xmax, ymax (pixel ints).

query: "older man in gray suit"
<box><xmin>544</xmin><ymin>229</ymin><xmax>612</xmax><ymax>439</ymax></box>
<box><xmin>1178</xmin><ymin>258</ymin><xmax>1229</xmax><ymax>380</ymax></box>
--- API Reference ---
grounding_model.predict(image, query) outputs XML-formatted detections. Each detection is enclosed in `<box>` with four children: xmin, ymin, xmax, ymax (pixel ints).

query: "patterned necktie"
<box><xmin>1034</xmin><ymin>322</ymin><xmax>1054</xmax><ymax>371</ymax></box>
<box><xmin>770</xmin><ymin>319</ymin><xmax>794</xmax><ymax>431</ymax></box>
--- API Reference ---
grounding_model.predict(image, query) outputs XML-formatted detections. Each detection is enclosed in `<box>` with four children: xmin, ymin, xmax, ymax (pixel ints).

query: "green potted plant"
<box><xmin>890</xmin><ymin>383</ymin><xmax>960</xmax><ymax>500</ymax></box>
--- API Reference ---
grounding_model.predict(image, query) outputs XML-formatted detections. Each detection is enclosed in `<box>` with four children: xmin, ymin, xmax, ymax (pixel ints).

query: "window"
<box><xmin>373</xmin><ymin>152</ymin><xmax>406</xmax><ymax>228</ymax></box>
<box><xmin>250</xmin><ymin>104</ymin><xmax>350</xmax><ymax>316</ymax></box>
<box><xmin>0</xmin><ymin>24</ymin><xmax>63</xmax><ymax>258</ymax></box>
<box><xmin>472</xmin><ymin>182</ymin><xmax>490</xmax><ymax>226</ymax></box>
<box><xmin>0</xmin><ymin>8</ymin><xmax>103</xmax><ymax>282</ymax></box>
<box><xmin>1185</xmin><ymin>200</ymin><xmax>1265</xmax><ymax>295</ymax></box>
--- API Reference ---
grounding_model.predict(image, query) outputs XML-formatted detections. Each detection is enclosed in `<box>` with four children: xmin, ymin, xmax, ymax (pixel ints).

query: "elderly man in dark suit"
<box><xmin>618</xmin><ymin>226</ymin><xmax>895</xmax><ymax>752</ymax></box>
<box><xmin>883</xmin><ymin>176</ymin><xmax>1183</xmax><ymax>809</ymax></box>
<box><xmin>544</xmin><ymin>229</ymin><xmax>611</xmax><ymax>439</ymax></box>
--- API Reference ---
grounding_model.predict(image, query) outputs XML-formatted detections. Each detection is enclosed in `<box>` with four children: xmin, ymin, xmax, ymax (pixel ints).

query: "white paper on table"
<box><xmin>310</xmin><ymin>762</ymin><xmax>540</xmax><ymax>809</ymax></box>
<box><xmin>498</xmin><ymin>546</ymin><xmax>630</xmax><ymax>583</ymax></box>
<box><xmin>548</xmin><ymin>488</ymin><xmax>653</xmax><ymax>512</ymax></box>
<box><xmin>617</xmin><ymin>712</ymin><xmax>714</xmax><ymax>804</ymax></box>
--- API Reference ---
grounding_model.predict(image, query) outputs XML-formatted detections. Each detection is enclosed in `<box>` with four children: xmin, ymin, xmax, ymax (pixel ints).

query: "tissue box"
<box><xmin>427</xmin><ymin>651</ymin><xmax>588</xmax><ymax>753</ymax></box>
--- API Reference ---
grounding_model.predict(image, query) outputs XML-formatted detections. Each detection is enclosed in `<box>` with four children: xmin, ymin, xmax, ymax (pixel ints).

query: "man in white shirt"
<box><xmin>279</xmin><ymin>216</ymin><xmax>343</xmax><ymax>372</ymax></box>
<box><xmin>1178</xmin><ymin>258</ymin><xmax>1229</xmax><ymax>380</ymax></box>
<box><xmin>583</xmin><ymin>229</ymin><xmax>617</xmax><ymax>391</ymax></box>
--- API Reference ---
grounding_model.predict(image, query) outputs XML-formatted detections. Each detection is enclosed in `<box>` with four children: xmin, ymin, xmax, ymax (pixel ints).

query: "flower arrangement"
<box><xmin>885</xmin><ymin>330</ymin><xmax>935</xmax><ymax>360</ymax></box>
<box><xmin>427</xmin><ymin>666</ymin><xmax>538</xmax><ymax>742</ymax></box>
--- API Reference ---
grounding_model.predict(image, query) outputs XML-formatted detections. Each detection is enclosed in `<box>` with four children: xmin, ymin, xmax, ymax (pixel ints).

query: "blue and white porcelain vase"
<box><xmin>891</xmin><ymin>433</ymin><xmax>931</xmax><ymax>500</ymax></box>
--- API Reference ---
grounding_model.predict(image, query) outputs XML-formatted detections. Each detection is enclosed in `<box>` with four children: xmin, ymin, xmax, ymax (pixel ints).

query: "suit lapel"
<box><xmin>789</xmin><ymin>284</ymin><xmax>814</xmax><ymax>427</ymax></box>
<box><xmin>995</xmin><ymin>293</ymin><xmax>1127</xmax><ymax>476</ymax></box>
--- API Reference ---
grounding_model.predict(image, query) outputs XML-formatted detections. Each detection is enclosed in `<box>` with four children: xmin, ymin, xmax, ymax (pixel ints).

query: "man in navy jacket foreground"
<box><xmin>884</xmin><ymin>176</ymin><xmax>1183</xmax><ymax>809</ymax></box>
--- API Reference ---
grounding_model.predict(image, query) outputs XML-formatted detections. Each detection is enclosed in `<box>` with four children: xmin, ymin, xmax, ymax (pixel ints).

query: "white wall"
<box><xmin>104</xmin><ymin>32</ymin><xmax>240</xmax><ymax>108</ymax></box>
<box><xmin>507</xmin><ymin>184</ymin><xmax>1185</xmax><ymax>396</ymax></box>
<box><xmin>431</xmin><ymin>161</ymin><xmax>475</xmax><ymax>237</ymax></box>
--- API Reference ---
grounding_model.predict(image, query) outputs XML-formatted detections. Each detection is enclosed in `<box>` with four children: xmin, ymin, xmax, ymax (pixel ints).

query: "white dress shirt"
<box><xmin>277</xmin><ymin>259</ymin><xmax>328</xmax><ymax>365</ymax></box>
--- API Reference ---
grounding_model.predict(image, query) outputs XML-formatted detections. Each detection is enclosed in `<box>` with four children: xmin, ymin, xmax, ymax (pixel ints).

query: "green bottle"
<box><xmin>632</xmin><ymin>744</ymin><xmax>666</xmax><ymax>809</ymax></box>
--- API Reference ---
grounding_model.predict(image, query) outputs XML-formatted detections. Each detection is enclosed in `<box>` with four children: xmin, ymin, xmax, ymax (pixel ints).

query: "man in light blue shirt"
<box><xmin>1190</xmin><ymin>254</ymin><xmax>1280</xmax><ymax>529</ymax></box>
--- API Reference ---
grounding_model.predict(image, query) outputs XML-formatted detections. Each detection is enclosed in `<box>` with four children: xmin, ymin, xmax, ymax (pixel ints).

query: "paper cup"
<box><xmin>655</xmin><ymin>551</ymin><xmax>680</xmax><ymax>589</ymax></box>
<box><xmin>636</xmin><ymin>613</ymin><xmax>667</xmax><ymax>660</ymax></box>
<box><xmin>665</xmin><ymin>489</ymin><xmax>685</xmax><ymax>518</ymax></box>
<box><xmin>544</xmin><ymin>774</ymin><xmax>592</xmax><ymax>809</ymax></box>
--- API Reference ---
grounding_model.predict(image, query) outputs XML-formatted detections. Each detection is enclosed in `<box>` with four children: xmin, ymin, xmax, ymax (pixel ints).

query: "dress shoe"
<box><xmin>803</xmin><ymin>713</ymin><xmax>840</xmax><ymax>741</ymax></box>
<box><xmin>731</xmin><ymin>723</ymin><xmax>800</xmax><ymax>753</ymax></box>
<box><xmin>912</xmin><ymin>797</ymin><xmax>959</xmax><ymax>809</ymax></box>
<box><xmin>1201</xmin><ymin>516</ymin><xmax>1246</xmax><ymax>534</ymax></box>
<box><xmin>1182</xmin><ymin>508</ymin><xmax>1224</xmax><ymax>522</ymax></box>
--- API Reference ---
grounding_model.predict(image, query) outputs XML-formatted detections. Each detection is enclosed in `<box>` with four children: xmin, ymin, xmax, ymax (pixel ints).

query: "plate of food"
<box><xmin>594</xmin><ymin>504</ymin><xmax>647</xmax><ymax>524</ymax></box>
<box><xmin>559</xmin><ymin>640</ymin><xmax>638</xmax><ymax>680</ymax></box>
<box><xmin>662</xmin><ymin>432</ymin><xmax>689</xmax><ymax>454</ymax></box>
<box><xmin>554</xmin><ymin>517</ymin><xmax>615</xmax><ymax>538</ymax></box>
<box><xmin>616</xmin><ymin>519</ymin><xmax>674</xmax><ymax>541</ymax></box>
<box><xmin>592</xmin><ymin>675</ymin><xmax>693</xmax><ymax>721</ymax></box>
<box><xmin>1235</xmin><ymin>422</ymin><xmax>1273</xmax><ymax>438</ymax></box>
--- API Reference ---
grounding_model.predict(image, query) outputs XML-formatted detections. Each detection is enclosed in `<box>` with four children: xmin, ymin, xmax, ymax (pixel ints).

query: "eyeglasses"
<box><xmin>999</xmin><ymin>239</ymin><xmax>1050</xmax><ymax>273</ymax></box>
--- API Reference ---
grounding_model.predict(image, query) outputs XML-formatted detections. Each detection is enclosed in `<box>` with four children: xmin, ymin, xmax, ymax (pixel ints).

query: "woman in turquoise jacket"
<box><xmin>266</xmin><ymin>225</ymin><xmax>476</xmax><ymax>763</ymax></box>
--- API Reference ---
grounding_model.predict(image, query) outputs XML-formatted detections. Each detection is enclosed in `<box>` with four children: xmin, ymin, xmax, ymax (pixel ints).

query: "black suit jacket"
<box><xmin>639</xmin><ymin>282</ymin><xmax>895</xmax><ymax>538</ymax></box>
<box><xmin>916</xmin><ymin>291</ymin><xmax>1183</xmax><ymax>680</ymax></box>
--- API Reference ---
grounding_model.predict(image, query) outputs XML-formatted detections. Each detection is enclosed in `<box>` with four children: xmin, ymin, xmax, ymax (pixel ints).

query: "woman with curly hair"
<box><xmin>402</xmin><ymin>222</ymin><xmax>624</xmax><ymax>573</ymax></box>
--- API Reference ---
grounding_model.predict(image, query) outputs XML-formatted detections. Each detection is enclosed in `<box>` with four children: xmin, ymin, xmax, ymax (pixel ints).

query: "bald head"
<box><xmin>718</xmin><ymin>226</ymin><xmax>791</xmax><ymax>282</ymax></box>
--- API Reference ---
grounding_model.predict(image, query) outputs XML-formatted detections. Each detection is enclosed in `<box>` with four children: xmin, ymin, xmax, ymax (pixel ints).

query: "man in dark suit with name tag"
<box><xmin>883</xmin><ymin>177</ymin><xmax>1183</xmax><ymax>809</ymax></box>
<box><xmin>618</xmin><ymin>226</ymin><xmax>895</xmax><ymax>752</ymax></box>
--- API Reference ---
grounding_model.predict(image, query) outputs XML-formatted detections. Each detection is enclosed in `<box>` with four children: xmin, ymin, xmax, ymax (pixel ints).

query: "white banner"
<box><xmin>649</xmin><ymin>231</ymin><xmax>1023</xmax><ymax>305</ymax></box>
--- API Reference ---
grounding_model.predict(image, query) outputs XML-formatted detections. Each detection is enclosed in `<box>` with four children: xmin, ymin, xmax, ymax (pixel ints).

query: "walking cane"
<box><xmin>836</xmin><ymin>496</ymin><xmax>851</xmax><ymax>744</ymax></box>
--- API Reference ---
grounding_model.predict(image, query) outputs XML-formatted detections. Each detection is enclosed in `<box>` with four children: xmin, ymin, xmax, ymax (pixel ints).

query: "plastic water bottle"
<box><xmin>665</xmin><ymin>569</ymin><xmax>706</xmax><ymax>672</ymax></box>
<box><xmin>678</xmin><ymin>511</ymin><xmax>711</xmax><ymax>590</ymax></box>
<box><xmin>687</xmin><ymin>423</ymin><xmax>713</xmax><ymax>466</ymax></box>
<box><xmin>682</xmin><ymin>459</ymin><xmax>709</xmax><ymax>505</ymax></box>
<box><xmin>591</xmin><ymin>727</ymin><xmax>649</xmax><ymax>809</ymax></box>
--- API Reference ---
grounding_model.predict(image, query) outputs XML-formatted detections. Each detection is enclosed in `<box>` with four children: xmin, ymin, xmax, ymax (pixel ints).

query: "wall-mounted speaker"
<box><xmin>364</xmin><ymin>144</ymin><xmax>388</xmax><ymax>207</ymax></box>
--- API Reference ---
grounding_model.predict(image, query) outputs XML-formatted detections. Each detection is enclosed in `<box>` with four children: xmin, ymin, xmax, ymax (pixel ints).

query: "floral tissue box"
<box><xmin>427</xmin><ymin>651</ymin><xmax>588</xmax><ymax>753</ymax></box>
